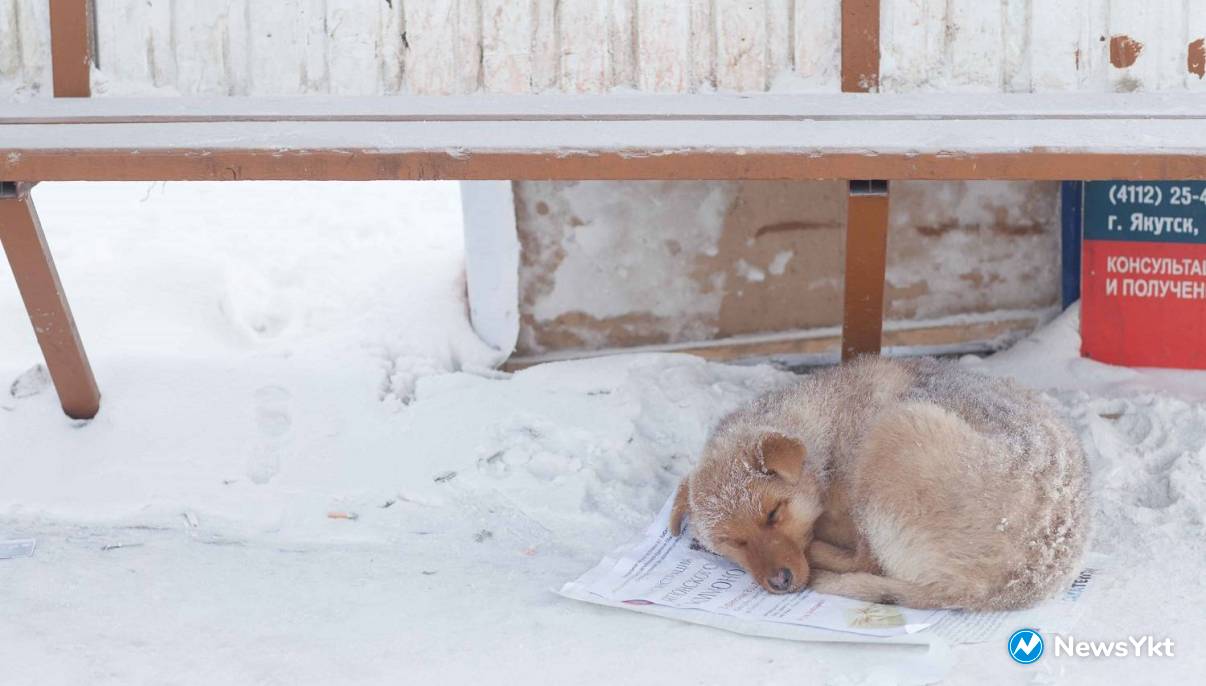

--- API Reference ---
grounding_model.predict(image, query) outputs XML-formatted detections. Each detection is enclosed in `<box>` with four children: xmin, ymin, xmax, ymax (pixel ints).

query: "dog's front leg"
<box><xmin>807</xmin><ymin>540</ymin><xmax>879</xmax><ymax>574</ymax></box>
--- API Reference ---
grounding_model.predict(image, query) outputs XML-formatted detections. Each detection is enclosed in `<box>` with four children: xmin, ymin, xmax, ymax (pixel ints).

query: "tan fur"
<box><xmin>670</xmin><ymin>356</ymin><xmax>1089</xmax><ymax>609</ymax></box>
<box><xmin>670</xmin><ymin>480</ymin><xmax>691</xmax><ymax>536</ymax></box>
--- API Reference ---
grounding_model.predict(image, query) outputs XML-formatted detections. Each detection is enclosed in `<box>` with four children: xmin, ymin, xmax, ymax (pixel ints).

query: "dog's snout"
<box><xmin>767</xmin><ymin>568</ymin><xmax>793</xmax><ymax>592</ymax></box>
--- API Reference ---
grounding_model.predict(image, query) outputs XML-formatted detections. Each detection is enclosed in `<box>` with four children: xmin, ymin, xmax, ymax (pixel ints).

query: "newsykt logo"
<box><xmin>1008</xmin><ymin>628</ymin><xmax>1045</xmax><ymax>664</ymax></box>
<box><xmin>1007</xmin><ymin>628</ymin><xmax>1174</xmax><ymax>663</ymax></box>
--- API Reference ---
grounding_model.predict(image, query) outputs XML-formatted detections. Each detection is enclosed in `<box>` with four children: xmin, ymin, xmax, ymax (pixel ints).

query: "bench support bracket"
<box><xmin>0</xmin><ymin>182</ymin><xmax>100</xmax><ymax>419</ymax></box>
<box><xmin>841</xmin><ymin>179</ymin><xmax>890</xmax><ymax>361</ymax></box>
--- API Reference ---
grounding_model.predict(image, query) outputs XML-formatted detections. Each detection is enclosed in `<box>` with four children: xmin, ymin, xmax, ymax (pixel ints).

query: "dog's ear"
<box><xmin>669</xmin><ymin>479</ymin><xmax>690</xmax><ymax>536</ymax></box>
<box><xmin>758</xmin><ymin>433</ymin><xmax>807</xmax><ymax>484</ymax></box>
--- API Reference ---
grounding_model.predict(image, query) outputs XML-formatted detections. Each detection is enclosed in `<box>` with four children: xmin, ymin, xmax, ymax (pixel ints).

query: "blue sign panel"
<box><xmin>1083</xmin><ymin>181</ymin><xmax>1206</xmax><ymax>243</ymax></box>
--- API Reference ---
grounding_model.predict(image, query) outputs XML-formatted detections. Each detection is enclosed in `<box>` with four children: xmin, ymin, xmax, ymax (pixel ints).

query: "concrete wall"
<box><xmin>5</xmin><ymin>1</ymin><xmax>1204</xmax><ymax>97</ymax></box>
<box><xmin>512</xmin><ymin>180</ymin><xmax>1060</xmax><ymax>356</ymax></box>
<box><xmin>2</xmin><ymin>0</ymin><xmax>841</xmax><ymax>97</ymax></box>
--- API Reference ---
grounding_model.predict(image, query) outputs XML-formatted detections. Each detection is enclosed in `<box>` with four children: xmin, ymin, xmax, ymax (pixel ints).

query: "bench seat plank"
<box><xmin>1</xmin><ymin>94</ymin><xmax>1205</xmax><ymax>181</ymax></box>
<box><xmin>2</xmin><ymin>92</ymin><xmax>1206</xmax><ymax>123</ymax></box>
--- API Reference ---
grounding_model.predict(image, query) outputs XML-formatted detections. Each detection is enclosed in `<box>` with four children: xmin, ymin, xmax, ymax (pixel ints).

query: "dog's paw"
<box><xmin>808</xmin><ymin>571</ymin><xmax>872</xmax><ymax>600</ymax></box>
<box><xmin>809</xmin><ymin>571</ymin><xmax>906</xmax><ymax>605</ymax></box>
<box><xmin>807</xmin><ymin>570</ymin><xmax>845</xmax><ymax>593</ymax></box>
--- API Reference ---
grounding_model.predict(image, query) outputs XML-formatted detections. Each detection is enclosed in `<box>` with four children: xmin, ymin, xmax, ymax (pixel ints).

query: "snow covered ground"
<box><xmin>2</xmin><ymin>182</ymin><xmax>1203</xmax><ymax>685</ymax></box>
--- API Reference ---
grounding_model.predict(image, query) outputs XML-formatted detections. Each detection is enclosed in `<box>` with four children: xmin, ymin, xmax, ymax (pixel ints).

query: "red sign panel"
<box><xmin>1081</xmin><ymin>182</ymin><xmax>1206</xmax><ymax>368</ymax></box>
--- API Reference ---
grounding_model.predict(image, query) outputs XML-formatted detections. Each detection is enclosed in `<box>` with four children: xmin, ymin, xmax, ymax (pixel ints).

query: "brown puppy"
<box><xmin>670</xmin><ymin>356</ymin><xmax>1089</xmax><ymax>610</ymax></box>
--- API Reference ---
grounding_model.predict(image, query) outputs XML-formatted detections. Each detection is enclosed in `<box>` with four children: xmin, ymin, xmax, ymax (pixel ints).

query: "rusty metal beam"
<box><xmin>0</xmin><ymin>183</ymin><xmax>100</xmax><ymax>419</ymax></box>
<box><xmin>841</xmin><ymin>181</ymin><xmax>890</xmax><ymax>361</ymax></box>
<box><xmin>841</xmin><ymin>0</ymin><xmax>880</xmax><ymax>93</ymax></box>
<box><xmin>49</xmin><ymin>0</ymin><xmax>93</xmax><ymax>98</ymax></box>
<box><xmin>840</xmin><ymin>0</ymin><xmax>887</xmax><ymax>359</ymax></box>
<box><xmin>2</xmin><ymin>149</ymin><xmax>1206</xmax><ymax>183</ymax></box>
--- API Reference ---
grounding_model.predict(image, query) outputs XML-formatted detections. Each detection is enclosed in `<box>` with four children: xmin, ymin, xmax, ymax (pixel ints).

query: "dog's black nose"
<box><xmin>768</xmin><ymin>568</ymin><xmax>793</xmax><ymax>592</ymax></box>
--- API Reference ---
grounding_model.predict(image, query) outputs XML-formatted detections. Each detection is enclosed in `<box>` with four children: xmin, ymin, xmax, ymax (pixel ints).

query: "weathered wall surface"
<box><xmin>5</xmin><ymin>1</ymin><xmax>1204</xmax><ymax>97</ymax></box>
<box><xmin>881</xmin><ymin>1</ymin><xmax>1206</xmax><ymax>94</ymax></box>
<box><xmin>2</xmin><ymin>0</ymin><xmax>842</xmax><ymax>97</ymax></box>
<box><xmin>512</xmin><ymin>180</ymin><xmax>1060</xmax><ymax>355</ymax></box>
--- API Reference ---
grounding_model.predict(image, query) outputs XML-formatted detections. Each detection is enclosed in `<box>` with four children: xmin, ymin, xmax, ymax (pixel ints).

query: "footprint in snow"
<box><xmin>217</xmin><ymin>265</ymin><xmax>293</xmax><ymax>340</ymax></box>
<box><xmin>247</xmin><ymin>385</ymin><xmax>292</xmax><ymax>485</ymax></box>
<box><xmin>9</xmin><ymin>364</ymin><xmax>50</xmax><ymax>399</ymax></box>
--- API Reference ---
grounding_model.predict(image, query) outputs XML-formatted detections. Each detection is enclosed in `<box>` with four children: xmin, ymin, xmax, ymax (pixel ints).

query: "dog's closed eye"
<box><xmin>766</xmin><ymin>500</ymin><xmax>786</xmax><ymax>527</ymax></box>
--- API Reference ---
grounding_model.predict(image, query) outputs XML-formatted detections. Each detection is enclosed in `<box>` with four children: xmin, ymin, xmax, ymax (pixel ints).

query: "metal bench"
<box><xmin>5</xmin><ymin>1</ymin><xmax>1206</xmax><ymax>419</ymax></box>
<box><xmin>3</xmin><ymin>92</ymin><xmax>1206</xmax><ymax>419</ymax></box>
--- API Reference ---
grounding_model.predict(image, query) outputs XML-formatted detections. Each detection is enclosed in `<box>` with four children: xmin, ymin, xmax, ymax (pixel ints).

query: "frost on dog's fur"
<box><xmin>901</xmin><ymin>358</ymin><xmax>1090</xmax><ymax>603</ymax></box>
<box><xmin>674</xmin><ymin>356</ymin><xmax>1090</xmax><ymax>610</ymax></box>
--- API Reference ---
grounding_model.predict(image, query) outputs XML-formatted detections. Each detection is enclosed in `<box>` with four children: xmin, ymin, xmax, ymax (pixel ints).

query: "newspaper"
<box><xmin>561</xmin><ymin>494</ymin><xmax>1104</xmax><ymax>646</ymax></box>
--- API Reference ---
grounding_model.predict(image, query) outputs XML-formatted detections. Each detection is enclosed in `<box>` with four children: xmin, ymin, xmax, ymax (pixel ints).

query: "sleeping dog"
<box><xmin>670</xmin><ymin>356</ymin><xmax>1088</xmax><ymax>610</ymax></box>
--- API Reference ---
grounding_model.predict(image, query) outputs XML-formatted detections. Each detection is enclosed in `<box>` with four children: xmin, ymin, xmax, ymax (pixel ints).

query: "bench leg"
<box><xmin>0</xmin><ymin>183</ymin><xmax>100</xmax><ymax>419</ymax></box>
<box><xmin>841</xmin><ymin>180</ymin><xmax>890</xmax><ymax>361</ymax></box>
